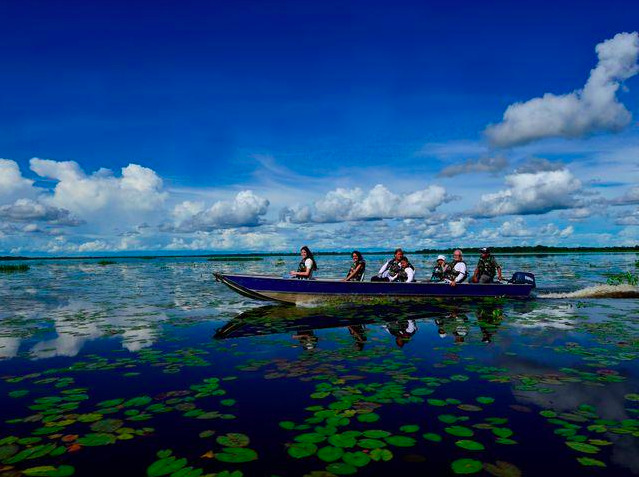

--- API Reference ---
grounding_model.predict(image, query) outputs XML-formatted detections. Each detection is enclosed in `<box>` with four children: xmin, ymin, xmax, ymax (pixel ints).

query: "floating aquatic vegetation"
<box><xmin>207</xmin><ymin>257</ymin><xmax>263</xmax><ymax>262</ymax></box>
<box><xmin>0</xmin><ymin>263</ymin><xmax>29</xmax><ymax>273</ymax></box>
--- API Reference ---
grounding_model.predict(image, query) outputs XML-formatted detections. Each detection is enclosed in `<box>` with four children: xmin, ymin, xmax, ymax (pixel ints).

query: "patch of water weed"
<box><xmin>207</xmin><ymin>257</ymin><xmax>263</xmax><ymax>262</ymax></box>
<box><xmin>0</xmin><ymin>263</ymin><xmax>29</xmax><ymax>273</ymax></box>
<box><xmin>96</xmin><ymin>260</ymin><xmax>116</xmax><ymax>266</ymax></box>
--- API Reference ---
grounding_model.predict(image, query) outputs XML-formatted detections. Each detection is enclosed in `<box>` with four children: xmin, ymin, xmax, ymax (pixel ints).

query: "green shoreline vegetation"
<box><xmin>0</xmin><ymin>245</ymin><xmax>638</xmax><ymax>262</ymax></box>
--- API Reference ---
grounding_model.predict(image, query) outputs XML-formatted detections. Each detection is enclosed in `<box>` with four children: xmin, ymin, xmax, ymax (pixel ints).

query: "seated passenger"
<box><xmin>289</xmin><ymin>246</ymin><xmax>318</xmax><ymax>279</ymax></box>
<box><xmin>471</xmin><ymin>247</ymin><xmax>503</xmax><ymax>283</ymax></box>
<box><xmin>389</xmin><ymin>256</ymin><xmax>415</xmax><ymax>283</ymax></box>
<box><xmin>371</xmin><ymin>248</ymin><xmax>403</xmax><ymax>282</ymax></box>
<box><xmin>444</xmin><ymin>249</ymin><xmax>467</xmax><ymax>287</ymax></box>
<box><xmin>344</xmin><ymin>250</ymin><xmax>366</xmax><ymax>281</ymax></box>
<box><xmin>430</xmin><ymin>254</ymin><xmax>451</xmax><ymax>282</ymax></box>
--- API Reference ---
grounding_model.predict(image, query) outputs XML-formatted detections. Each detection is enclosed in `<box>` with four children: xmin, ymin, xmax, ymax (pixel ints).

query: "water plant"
<box><xmin>0</xmin><ymin>263</ymin><xmax>29</xmax><ymax>273</ymax></box>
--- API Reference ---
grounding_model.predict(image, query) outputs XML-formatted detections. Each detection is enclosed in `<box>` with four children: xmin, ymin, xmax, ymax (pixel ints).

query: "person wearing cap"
<box><xmin>430</xmin><ymin>254</ymin><xmax>451</xmax><ymax>282</ymax></box>
<box><xmin>471</xmin><ymin>247</ymin><xmax>503</xmax><ymax>283</ymax></box>
<box><xmin>444</xmin><ymin>249</ymin><xmax>467</xmax><ymax>287</ymax></box>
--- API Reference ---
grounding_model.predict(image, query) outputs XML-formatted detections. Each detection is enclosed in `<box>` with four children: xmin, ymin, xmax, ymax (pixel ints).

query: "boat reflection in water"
<box><xmin>214</xmin><ymin>301</ymin><xmax>506</xmax><ymax>348</ymax></box>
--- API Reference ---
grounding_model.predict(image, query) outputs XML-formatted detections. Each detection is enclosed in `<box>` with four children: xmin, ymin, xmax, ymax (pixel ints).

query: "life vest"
<box><xmin>347</xmin><ymin>260</ymin><xmax>366</xmax><ymax>281</ymax></box>
<box><xmin>387</xmin><ymin>259</ymin><xmax>402</xmax><ymax>275</ymax></box>
<box><xmin>431</xmin><ymin>262</ymin><xmax>451</xmax><ymax>281</ymax></box>
<box><xmin>476</xmin><ymin>255</ymin><xmax>499</xmax><ymax>278</ymax></box>
<box><xmin>297</xmin><ymin>258</ymin><xmax>315</xmax><ymax>278</ymax></box>
<box><xmin>445</xmin><ymin>260</ymin><xmax>467</xmax><ymax>282</ymax></box>
<box><xmin>393</xmin><ymin>263</ymin><xmax>414</xmax><ymax>282</ymax></box>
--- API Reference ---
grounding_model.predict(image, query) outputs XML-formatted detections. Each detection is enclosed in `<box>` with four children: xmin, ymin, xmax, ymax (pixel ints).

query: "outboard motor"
<box><xmin>508</xmin><ymin>272</ymin><xmax>536</xmax><ymax>288</ymax></box>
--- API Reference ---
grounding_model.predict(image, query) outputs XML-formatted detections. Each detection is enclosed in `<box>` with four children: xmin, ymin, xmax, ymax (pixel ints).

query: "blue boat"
<box><xmin>214</xmin><ymin>272</ymin><xmax>536</xmax><ymax>305</ymax></box>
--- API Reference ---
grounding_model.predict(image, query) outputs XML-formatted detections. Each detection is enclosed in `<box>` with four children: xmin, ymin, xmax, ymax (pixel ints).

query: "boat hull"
<box><xmin>214</xmin><ymin>273</ymin><xmax>534</xmax><ymax>304</ymax></box>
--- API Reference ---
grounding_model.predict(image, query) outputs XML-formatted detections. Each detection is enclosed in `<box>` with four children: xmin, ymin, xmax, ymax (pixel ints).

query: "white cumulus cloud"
<box><xmin>30</xmin><ymin>159</ymin><xmax>167</xmax><ymax>217</ymax></box>
<box><xmin>474</xmin><ymin>169</ymin><xmax>582</xmax><ymax>217</ymax></box>
<box><xmin>0</xmin><ymin>159</ymin><xmax>36</xmax><ymax>202</ymax></box>
<box><xmin>485</xmin><ymin>32</ymin><xmax>639</xmax><ymax>147</ymax></box>
<box><xmin>281</xmin><ymin>184</ymin><xmax>451</xmax><ymax>223</ymax></box>
<box><xmin>165</xmin><ymin>190</ymin><xmax>270</xmax><ymax>232</ymax></box>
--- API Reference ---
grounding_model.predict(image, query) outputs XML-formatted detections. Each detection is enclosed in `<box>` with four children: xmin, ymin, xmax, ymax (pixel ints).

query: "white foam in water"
<box><xmin>538</xmin><ymin>284</ymin><xmax>639</xmax><ymax>299</ymax></box>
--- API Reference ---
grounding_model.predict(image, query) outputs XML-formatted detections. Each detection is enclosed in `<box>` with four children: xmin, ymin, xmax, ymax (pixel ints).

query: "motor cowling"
<box><xmin>509</xmin><ymin>272</ymin><xmax>536</xmax><ymax>288</ymax></box>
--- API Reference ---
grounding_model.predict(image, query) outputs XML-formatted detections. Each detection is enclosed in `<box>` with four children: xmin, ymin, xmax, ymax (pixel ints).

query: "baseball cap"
<box><xmin>480</xmin><ymin>247</ymin><xmax>490</xmax><ymax>253</ymax></box>
<box><xmin>437</xmin><ymin>254</ymin><xmax>446</xmax><ymax>261</ymax></box>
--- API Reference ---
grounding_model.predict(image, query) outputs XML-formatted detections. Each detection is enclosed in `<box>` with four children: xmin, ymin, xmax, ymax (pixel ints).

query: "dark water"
<box><xmin>0</xmin><ymin>254</ymin><xmax>637</xmax><ymax>476</ymax></box>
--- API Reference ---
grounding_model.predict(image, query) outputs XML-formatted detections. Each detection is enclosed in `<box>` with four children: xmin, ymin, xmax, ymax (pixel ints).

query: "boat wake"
<box><xmin>537</xmin><ymin>284</ymin><xmax>639</xmax><ymax>299</ymax></box>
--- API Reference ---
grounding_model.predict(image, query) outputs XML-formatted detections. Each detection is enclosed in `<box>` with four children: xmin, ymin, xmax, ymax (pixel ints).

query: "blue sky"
<box><xmin>1</xmin><ymin>0</ymin><xmax>638</xmax><ymax>253</ymax></box>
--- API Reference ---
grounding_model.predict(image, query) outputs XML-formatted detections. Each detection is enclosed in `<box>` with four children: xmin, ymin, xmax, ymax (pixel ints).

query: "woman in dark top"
<box><xmin>344</xmin><ymin>250</ymin><xmax>366</xmax><ymax>281</ymax></box>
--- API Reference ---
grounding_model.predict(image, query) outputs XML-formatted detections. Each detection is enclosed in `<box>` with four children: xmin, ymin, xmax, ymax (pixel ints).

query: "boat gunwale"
<box><xmin>216</xmin><ymin>272</ymin><xmax>533</xmax><ymax>287</ymax></box>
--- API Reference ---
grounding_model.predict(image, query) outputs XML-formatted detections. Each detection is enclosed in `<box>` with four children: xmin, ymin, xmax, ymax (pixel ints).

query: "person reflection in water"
<box><xmin>476</xmin><ymin>305</ymin><xmax>504</xmax><ymax>343</ymax></box>
<box><xmin>347</xmin><ymin>325</ymin><xmax>367</xmax><ymax>351</ymax></box>
<box><xmin>384</xmin><ymin>320</ymin><xmax>418</xmax><ymax>348</ymax></box>
<box><xmin>292</xmin><ymin>330</ymin><xmax>318</xmax><ymax>350</ymax></box>
<box><xmin>435</xmin><ymin>310</ymin><xmax>469</xmax><ymax>343</ymax></box>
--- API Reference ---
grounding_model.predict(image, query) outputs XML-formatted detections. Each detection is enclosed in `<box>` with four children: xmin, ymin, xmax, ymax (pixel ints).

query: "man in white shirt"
<box><xmin>444</xmin><ymin>249</ymin><xmax>467</xmax><ymax>287</ymax></box>
<box><xmin>373</xmin><ymin>248</ymin><xmax>404</xmax><ymax>281</ymax></box>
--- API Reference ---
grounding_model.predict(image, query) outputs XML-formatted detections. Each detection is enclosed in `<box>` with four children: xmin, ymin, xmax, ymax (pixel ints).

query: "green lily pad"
<box><xmin>317</xmin><ymin>446</ymin><xmax>344</xmax><ymax>462</ymax></box>
<box><xmin>220</xmin><ymin>399</ymin><xmax>236</xmax><ymax>407</ymax></box>
<box><xmin>356</xmin><ymin>413</ymin><xmax>379</xmax><ymax>423</ymax></box>
<box><xmin>216</xmin><ymin>433</ymin><xmax>250</xmax><ymax>448</ymax></box>
<box><xmin>76</xmin><ymin>433</ymin><xmax>116</xmax><ymax>447</ymax></box>
<box><xmin>279</xmin><ymin>421</ymin><xmax>296</xmax><ymax>430</ymax></box>
<box><xmin>492</xmin><ymin>428</ymin><xmax>513</xmax><ymax>438</ymax></box>
<box><xmin>0</xmin><ymin>444</ymin><xmax>19</xmax><ymax>459</ymax></box>
<box><xmin>455</xmin><ymin>440</ymin><xmax>485</xmax><ymax>451</ymax></box>
<box><xmin>295</xmin><ymin>433</ymin><xmax>326</xmax><ymax>444</ymax></box>
<box><xmin>358</xmin><ymin>438</ymin><xmax>386</xmax><ymax>449</ymax></box>
<box><xmin>328</xmin><ymin>434</ymin><xmax>357</xmax><ymax>448</ymax></box>
<box><xmin>90</xmin><ymin>419</ymin><xmax>124</xmax><ymax>433</ymax></box>
<box><xmin>123</xmin><ymin>396</ymin><xmax>152</xmax><ymax>407</ymax></box>
<box><xmin>342</xmin><ymin>451</ymin><xmax>371</xmax><ymax>467</ymax></box>
<box><xmin>288</xmin><ymin>442</ymin><xmax>317</xmax><ymax>458</ymax></box>
<box><xmin>625</xmin><ymin>394</ymin><xmax>639</xmax><ymax>402</ymax></box>
<box><xmin>411</xmin><ymin>388</ymin><xmax>434</xmax><ymax>396</ymax></box>
<box><xmin>215</xmin><ymin>447</ymin><xmax>258</xmax><ymax>463</ymax></box>
<box><xmin>427</xmin><ymin>399</ymin><xmax>447</xmax><ymax>407</ymax></box>
<box><xmin>5</xmin><ymin>444</ymin><xmax>57</xmax><ymax>464</ymax></box>
<box><xmin>23</xmin><ymin>466</ymin><xmax>75</xmax><ymax>477</ymax></box>
<box><xmin>566</xmin><ymin>442</ymin><xmax>600</xmax><ymax>454</ymax></box>
<box><xmin>369</xmin><ymin>448</ymin><xmax>393</xmax><ymax>462</ymax></box>
<box><xmin>384</xmin><ymin>436</ymin><xmax>416</xmax><ymax>447</ymax></box>
<box><xmin>451</xmin><ymin>458</ymin><xmax>483</xmax><ymax>474</ymax></box>
<box><xmin>577</xmin><ymin>457</ymin><xmax>606</xmax><ymax>467</ymax></box>
<box><xmin>476</xmin><ymin>397</ymin><xmax>494</xmax><ymax>404</ymax></box>
<box><xmin>362</xmin><ymin>430</ymin><xmax>390</xmax><ymax>439</ymax></box>
<box><xmin>445</xmin><ymin>426</ymin><xmax>474</xmax><ymax>437</ymax></box>
<box><xmin>147</xmin><ymin>456</ymin><xmax>187</xmax><ymax>476</ymax></box>
<box><xmin>325</xmin><ymin>462</ymin><xmax>357</xmax><ymax>475</ymax></box>
<box><xmin>422</xmin><ymin>433</ymin><xmax>442</xmax><ymax>442</ymax></box>
<box><xmin>399</xmin><ymin>425</ymin><xmax>420</xmax><ymax>433</ymax></box>
<box><xmin>8</xmin><ymin>389</ymin><xmax>29</xmax><ymax>398</ymax></box>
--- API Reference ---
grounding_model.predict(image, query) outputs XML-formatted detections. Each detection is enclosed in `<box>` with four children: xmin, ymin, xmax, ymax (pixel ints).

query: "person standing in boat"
<box><xmin>444</xmin><ymin>249</ymin><xmax>467</xmax><ymax>287</ymax></box>
<box><xmin>471</xmin><ymin>247</ymin><xmax>503</xmax><ymax>283</ymax></box>
<box><xmin>430</xmin><ymin>254</ymin><xmax>451</xmax><ymax>282</ymax></box>
<box><xmin>389</xmin><ymin>256</ymin><xmax>415</xmax><ymax>282</ymax></box>
<box><xmin>371</xmin><ymin>248</ymin><xmax>404</xmax><ymax>281</ymax></box>
<box><xmin>344</xmin><ymin>250</ymin><xmax>366</xmax><ymax>281</ymax></box>
<box><xmin>290</xmin><ymin>246</ymin><xmax>318</xmax><ymax>279</ymax></box>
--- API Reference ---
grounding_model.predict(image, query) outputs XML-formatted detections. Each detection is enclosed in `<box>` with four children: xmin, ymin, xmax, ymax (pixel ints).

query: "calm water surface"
<box><xmin>0</xmin><ymin>253</ymin><xmax>637</xmax><ymax>476</ymax></box>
